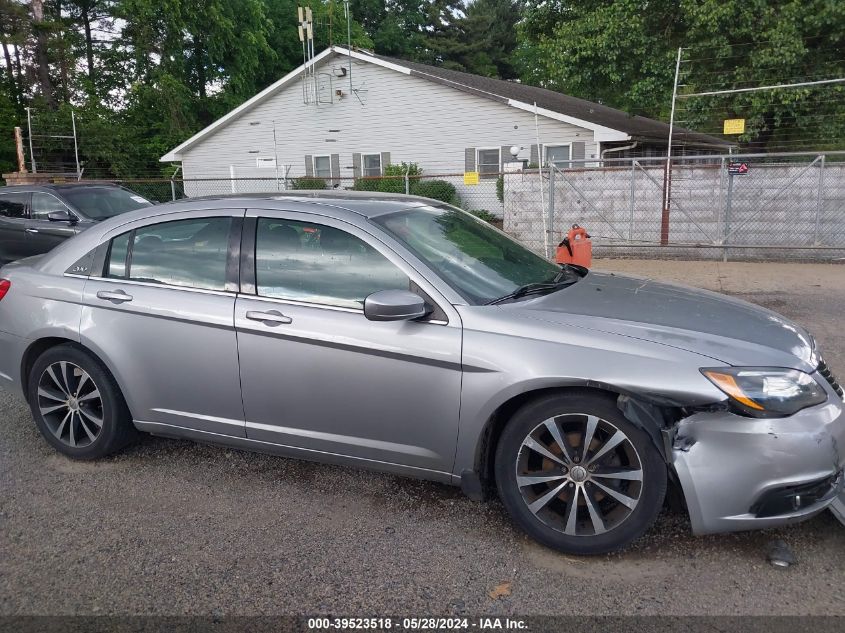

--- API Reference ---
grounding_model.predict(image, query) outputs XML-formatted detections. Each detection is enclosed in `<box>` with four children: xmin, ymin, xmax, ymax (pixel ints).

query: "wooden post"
<box><xmin>13</xmin><ymin>126</ymin><xmax>27</xmax><ymax>173</ymax></box>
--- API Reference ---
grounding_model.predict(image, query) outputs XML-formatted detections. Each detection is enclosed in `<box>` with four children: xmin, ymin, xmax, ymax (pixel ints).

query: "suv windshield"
<box><xmin>59</xmin><ymin>187</ymin><xmax>153</xmax><ymax>220</ymax></box>
<box><xmin>372</xmin><ymin>205</ymin><xmax>575</xmax><ymax>305</ymax></box>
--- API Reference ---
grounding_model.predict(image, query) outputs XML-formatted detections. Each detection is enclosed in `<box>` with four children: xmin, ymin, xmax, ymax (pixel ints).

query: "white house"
<box><xmin>161</xmin><ymin>46</ymin><xmax>729</xmax><ymax>208</ymax></box>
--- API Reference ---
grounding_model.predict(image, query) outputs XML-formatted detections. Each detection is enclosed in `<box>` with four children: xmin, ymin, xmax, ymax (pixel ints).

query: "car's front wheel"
<box><xmin>27</xmin><ymin>344</ymin><xmax>136</xmax><ymax>460</ymax></box>
<box><xmin>495</xmin><ymin>391</ymin><xmax>667</xmax><ymax>555</ymax></box>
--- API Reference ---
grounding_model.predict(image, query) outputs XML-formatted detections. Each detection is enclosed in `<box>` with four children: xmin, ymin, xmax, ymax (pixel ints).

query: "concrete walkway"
<box><xmin>592</xmin><ymin>258</ymin><xmax>844</xmax><ymax>295</ymax></box>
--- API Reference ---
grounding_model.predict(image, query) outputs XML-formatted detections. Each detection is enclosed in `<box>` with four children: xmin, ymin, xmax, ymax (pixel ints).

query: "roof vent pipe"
<box><xmin>600</xmin><ymin>141</ymin><xmax>638</xmax><ymax>163</ymax></box>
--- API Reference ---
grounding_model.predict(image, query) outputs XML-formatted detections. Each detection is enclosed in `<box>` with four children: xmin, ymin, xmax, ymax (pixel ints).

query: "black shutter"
<box><xmin>465</xmin><ymin>147</ymin><xmax>476</xmax><ymax>172</ymax></box>
<box><xmin>500</xmin><ymin>146</ymin><xmax>511</xmax><ymax>171</ymax></box>
<box><xmin>330</xmin><ymin>154</ymin><xmax>340</xmax><ymax>184</ymax></box>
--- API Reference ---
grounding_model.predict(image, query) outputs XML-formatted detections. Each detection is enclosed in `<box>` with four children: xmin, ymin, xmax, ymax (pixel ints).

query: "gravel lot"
<box><xmin>1</xmin><ymin>260</ymin><xmax>843</xmax><ymax>616</ymax></box>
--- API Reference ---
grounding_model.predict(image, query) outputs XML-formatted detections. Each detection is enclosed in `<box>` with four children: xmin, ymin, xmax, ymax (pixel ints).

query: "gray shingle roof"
<box><xmin>368</xmin><ymin>52</ymin><xmax>731</xmax><ymax>148</ymax></box>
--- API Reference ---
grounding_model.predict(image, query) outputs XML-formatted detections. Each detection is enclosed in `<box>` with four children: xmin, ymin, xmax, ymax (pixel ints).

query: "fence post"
<box><xmin>629</xmin><ymin>160</ymin><xmax>636</xmax><ymax>241</ymax></box>
<box><xmin>170</xmin><ymin>178</ymin><xmax>177</xmax><ymax>201</ymax></box>
<box><xmin>547</xmin><ymin>165</ymin><xmax>555</xmax><ymax>256</ymax></box>
<box><xmin>813</xmin><ymin>155</ymin><xmax>825</xmax><ymax>245</ymax></box>
<box><xmin>404</xmin><ymin>163</ymin><xmax>410</xmax><ymax>195</ymax></box>
<box><xmin>723</xmin><ymin>171</ymin><xmax>734</xmax><ymax>262</ymax></box>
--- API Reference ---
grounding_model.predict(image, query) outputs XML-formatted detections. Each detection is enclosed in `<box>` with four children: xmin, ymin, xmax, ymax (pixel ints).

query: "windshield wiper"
<box><xmin>486</xmin><ymin>279</ymin><xmax>578</xmax><ymax>305</ymax></box>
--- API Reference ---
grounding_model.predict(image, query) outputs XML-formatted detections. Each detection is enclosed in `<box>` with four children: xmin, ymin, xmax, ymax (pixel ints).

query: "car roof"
<box><xmin>0</xmin><ymin>183</ymin><xmax>128</xmax><ymax>192</ymax></box>
<box><xmin>154</xmin><ymin>191</ymin><xmax>441</xmax><ymax>220</ymax></box>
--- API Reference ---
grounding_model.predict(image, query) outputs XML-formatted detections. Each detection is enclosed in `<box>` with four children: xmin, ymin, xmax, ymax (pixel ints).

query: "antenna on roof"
<box><xmin>343</xmin><ymin>0</ymin><xmax>353</xmax><ymax>94</ymax></box>
<box><xmin>298</xmin><ymin>6</ymin><xmax>316</xmax><ymax>104</ymax></box>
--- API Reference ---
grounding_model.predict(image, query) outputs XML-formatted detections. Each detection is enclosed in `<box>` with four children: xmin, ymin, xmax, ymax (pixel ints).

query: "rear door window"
<box><xmin>105</xmin><ymin>217</ymin><xmax>232</xmax><ymax>291</ymax></box>
<box><xmin>0</xmin><ymin>192</ymin><xmax>29</xmax><ymax>218</ymax></box>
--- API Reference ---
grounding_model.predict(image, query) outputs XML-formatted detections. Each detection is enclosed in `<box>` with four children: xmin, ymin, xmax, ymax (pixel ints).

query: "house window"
<box><xmin>546</xmin><ymin>145</ymin><xmax>571</xmax><ymax>168</ymax></box>
<box><xmin>476</xmin><ymin>148</ymin><xmax>500</xmax><ymax>178</ymax></box>
<box><xmin>312</xmin><ymin>156</ymin><xmax>332</xmax><ymax>178</ymax></box>
<box><xmin>362</xmin><ymin>154</ymin><xmax>382</xmax><ymax>177</ymax></box>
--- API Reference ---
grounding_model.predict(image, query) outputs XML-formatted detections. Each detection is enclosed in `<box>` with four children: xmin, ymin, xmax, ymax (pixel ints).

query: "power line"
<box><xmin>682</xmin><ymin>34</ymin><xmax>838</xmax><ymax>51</ymax></box>
<box><xmin>679</xmin><ymin>77</ymin><xmax>845</xmax><ymax>97</ymax></box>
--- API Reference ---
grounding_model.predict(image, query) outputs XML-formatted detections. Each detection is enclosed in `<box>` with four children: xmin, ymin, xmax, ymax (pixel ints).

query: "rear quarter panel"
<box><xmin>0</xmin><ymin>264</ymin><xmax>85</xmax><ymax>396</ymax></box>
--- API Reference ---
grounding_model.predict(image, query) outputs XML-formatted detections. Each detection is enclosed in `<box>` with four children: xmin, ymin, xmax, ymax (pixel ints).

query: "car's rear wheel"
<box><xmin>495</xmin><ymin>391</ymin><xmax>667</xmax><ymax>555</ymax></box>
<box><xmin>27</xmin><ymin>344</ymin><xmax>136</xmax><ymax>459</ymax></box>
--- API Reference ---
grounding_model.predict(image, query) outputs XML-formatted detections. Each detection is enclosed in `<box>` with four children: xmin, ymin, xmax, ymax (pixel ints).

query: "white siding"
<box><xmin>179</xmin><ymin>53</ymin><xmax>599</xmax><ymax>211</ymax></box>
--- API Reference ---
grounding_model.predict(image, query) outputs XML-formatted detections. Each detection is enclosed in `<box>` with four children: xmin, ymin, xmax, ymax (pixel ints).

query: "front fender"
<box><xmin>452</xmin><ymin>307</ymin><xmax>727</xmax><ymax>479</ymax></box>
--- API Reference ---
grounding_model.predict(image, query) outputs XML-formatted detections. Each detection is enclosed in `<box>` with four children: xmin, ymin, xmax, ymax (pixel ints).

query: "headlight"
<box><xmin>701</xmin><ymin>367</ymin><xmax>827</xmax><ymax>417</ymax></box>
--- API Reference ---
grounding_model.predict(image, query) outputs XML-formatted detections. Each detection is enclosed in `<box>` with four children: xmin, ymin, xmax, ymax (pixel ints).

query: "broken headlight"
<box><xmin>701</xmin><ymin>367</ymin><xmax>827</xmax><ymax>417</ymax></box>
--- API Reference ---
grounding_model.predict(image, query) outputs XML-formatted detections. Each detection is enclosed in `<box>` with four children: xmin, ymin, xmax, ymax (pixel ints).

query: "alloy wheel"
<box><xmin>36</xmin><ymin>361</ymin><xmax>104</xmax><ymax>448</ymax></box>
<box><xmin>515</xmin><ymin>413</ymin><xmax>644</xmax><ymax>537</ymax></box>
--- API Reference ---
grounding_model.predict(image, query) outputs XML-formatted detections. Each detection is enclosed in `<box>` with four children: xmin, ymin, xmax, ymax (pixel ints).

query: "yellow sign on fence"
<box><xmin>463</xmin><ymin>171</ymin><xmax>480</xmax><ymax>185</ymax></box>
<box><xmin>723</xmin><ymin>118</ymin><xmax>746</xmax><ymax>135</ymax></box>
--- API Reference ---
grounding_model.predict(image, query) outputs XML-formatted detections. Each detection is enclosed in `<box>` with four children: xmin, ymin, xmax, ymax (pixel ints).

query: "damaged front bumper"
<box><xmin>671</xmin><ymin>385</ymin><xmax>845</xmax><ymax>535</ymax></box>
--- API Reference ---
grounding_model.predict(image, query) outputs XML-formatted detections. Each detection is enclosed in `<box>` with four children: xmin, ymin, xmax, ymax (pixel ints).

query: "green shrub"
<box><xmin>384</xmin><ymin>162</ymin><xmax>422</xmax><ymax>178</ymax></box>
<box><xmin>291</xmin><ymin>176</ymin><xmax>327</xmax><ymax>190</ymax></box>
<box><xmin>468</xmin><ymin>209</ymin><xmax>498</xmax><ymax>224</ymax></box>
<box><xmin>495</xmin><ymin>175</ymin><xmax>504</xmax><ymax>203</ymax></box>
<box><xmin>353</xmin><ymin>162</ymin><xmax>422</xmax><ymax>194</ymax></box>
<box><xmin>351</xmin><ymin>177</ymin><xmax>383</xmax><ymax>192</ymax></box>
<box><xmin>412</xmin><ymin>179</ymin><xmax>457</xmax><ymax>204</ymax></box>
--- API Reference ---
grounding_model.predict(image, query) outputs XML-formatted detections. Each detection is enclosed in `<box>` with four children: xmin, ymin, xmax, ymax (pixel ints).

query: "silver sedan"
<box><xmin>0</xmin><ymin>193</ymin><xmax>842</xmax><ymax>554</ymax></box>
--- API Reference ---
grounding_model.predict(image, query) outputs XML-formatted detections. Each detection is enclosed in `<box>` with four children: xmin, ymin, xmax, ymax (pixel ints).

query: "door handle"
<box><xmin>25</xmin><ymin>228</ymin><xmax>39</xmax><ymax>234</ymax></box>
<box><xmin>96</xmin><ymin>289</ymin><xmax>133</xmax><ymax>304</ymax></box>
<box><xmin>245</xmin><ymin>309</ymin><xmax>292</xmax><ymax>325</ymax></box>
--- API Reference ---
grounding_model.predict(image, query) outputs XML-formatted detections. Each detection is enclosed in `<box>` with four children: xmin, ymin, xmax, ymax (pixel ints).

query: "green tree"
<box><xmin>517</xmin><ymin>0</ymin><xmax>845</xmax><ymax>150</ymax></box>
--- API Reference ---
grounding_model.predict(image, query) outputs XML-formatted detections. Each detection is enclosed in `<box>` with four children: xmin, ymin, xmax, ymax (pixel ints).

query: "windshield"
<box><xmin>372</xmin><ymin>205</ymin><xmax>569</xmax><ymax>305</ymax></box>
<box><xmin>60</xmin><ymin>187</ymin><xmax>153</xmax><ymax>220</ymax></box>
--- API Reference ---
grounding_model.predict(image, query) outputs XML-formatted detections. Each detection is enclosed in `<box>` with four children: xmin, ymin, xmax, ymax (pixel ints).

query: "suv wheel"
<box><xmin>27</xmin><ymin>344</ymin><xmax>136</xmax><ymax>459</ymax></box>
<box><xmin>495</xmin><ymin>392</ymin><xmax>667</xmax><ymax>554</ymax></box>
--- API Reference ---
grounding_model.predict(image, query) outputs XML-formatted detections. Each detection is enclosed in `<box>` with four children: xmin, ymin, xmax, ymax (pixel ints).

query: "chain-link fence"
<box><xmin>505</xmin><ymin>152</ymin><xmax>845</xmax><ymax>261</ymax></box>
<box><xmin>95</xmin><ymin>172</ymin><xmax>505</xmax><ymax>226</ymax></box>
<box><xmin>7</xmin><ymin>151</ymin><xmax>845</xmax><ymax>262</ymax></box>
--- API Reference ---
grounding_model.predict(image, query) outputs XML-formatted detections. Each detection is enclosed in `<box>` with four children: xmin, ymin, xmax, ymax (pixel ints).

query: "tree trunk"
<box><xmin>1</xmin><ymin>39</ymin><xmax>17</xmax><ymax>104</ymax></box>
<box><xmin>745</xmin><ymin>111</ymin><xmax>776</xmax><ymax>152</ymax></box>
<box><xmin>82</xmin><ymin>6</ymin><xmax>94</xmax><ymax>80</ymax></box>
<box><xmin>195</xmin><ymin>37</ymin><xmax>207</xmax><ymax>99</ymax></box>
<box><xmin>31</xmin><ymin>0</ymin><xmax>57</xmax><ymax>107</ymax></box>
<box><xmin>13</xmin><ymin>43</ymin><xmax>23</xmax><ymax>88</ymax></box>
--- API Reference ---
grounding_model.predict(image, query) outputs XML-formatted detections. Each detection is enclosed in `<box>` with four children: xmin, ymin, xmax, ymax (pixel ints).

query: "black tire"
<box><xmin>27</xmin><ymin>344</ymin><xmax>136</xmax><ymax>460</ymax></box>
<box><xmin>495</xmin><ymin>391</ymin><xmax>667</xmax><ymax>555</ymax></box>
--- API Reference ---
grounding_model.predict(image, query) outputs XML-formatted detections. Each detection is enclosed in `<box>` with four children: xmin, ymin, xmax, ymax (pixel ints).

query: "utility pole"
<box><xmin>25</xmin><ymin>107</ymin><xmax>36</xmax><ymax>173</ymax></box>
<box><xmin>661</xmin><ymin>47</ymin><xmax>683</xmax><ymax>246</ymax></box>
<box><xmin>71</xmin><ymin>109</ymin><xmax>81</xmax><ymax>179</ymax></box>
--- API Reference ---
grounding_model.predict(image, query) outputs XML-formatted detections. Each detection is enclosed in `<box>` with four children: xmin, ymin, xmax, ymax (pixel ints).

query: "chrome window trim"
<box><xmin>249</xmin><ymin>210</ymin><xmax>454</xmax><ymax>324</ymax></box>
<box><xmin>239</xmin><ymin>292</ymin><xmax>363</xmax><ymax>314</ymax></box>
<box><xmin>237</xmin><ymin>291</ymin><xmax>448</xmax><ymax>325</ymax></box>
<box><xmin>87</xmin><ymin>274</ymin><xmax>235</xmax><ymax>297</ymax></box>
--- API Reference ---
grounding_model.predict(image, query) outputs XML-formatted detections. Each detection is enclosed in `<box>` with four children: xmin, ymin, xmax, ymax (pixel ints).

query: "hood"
<box><xmin>507</xmin><ymin>272</ymin><xmax>816</xmax><ymax>370</ymax></box>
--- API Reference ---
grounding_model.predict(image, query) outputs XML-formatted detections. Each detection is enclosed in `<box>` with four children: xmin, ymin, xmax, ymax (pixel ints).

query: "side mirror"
<box><xmin>364</xmin><ymin>289</ymin><xmax>429</xmax><ymax>322</ymax></box>
<box><xmin>47</xmin><ymin>210</ymin><xmax>76</xmax><ymax>224</ymax></box>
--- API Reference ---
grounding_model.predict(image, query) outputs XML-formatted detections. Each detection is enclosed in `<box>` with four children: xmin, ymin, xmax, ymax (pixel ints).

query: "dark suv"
<box><xmin>0</xmin><ymin>184</ymin><xmax>153</xmax><ymax>263</ymax></box>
